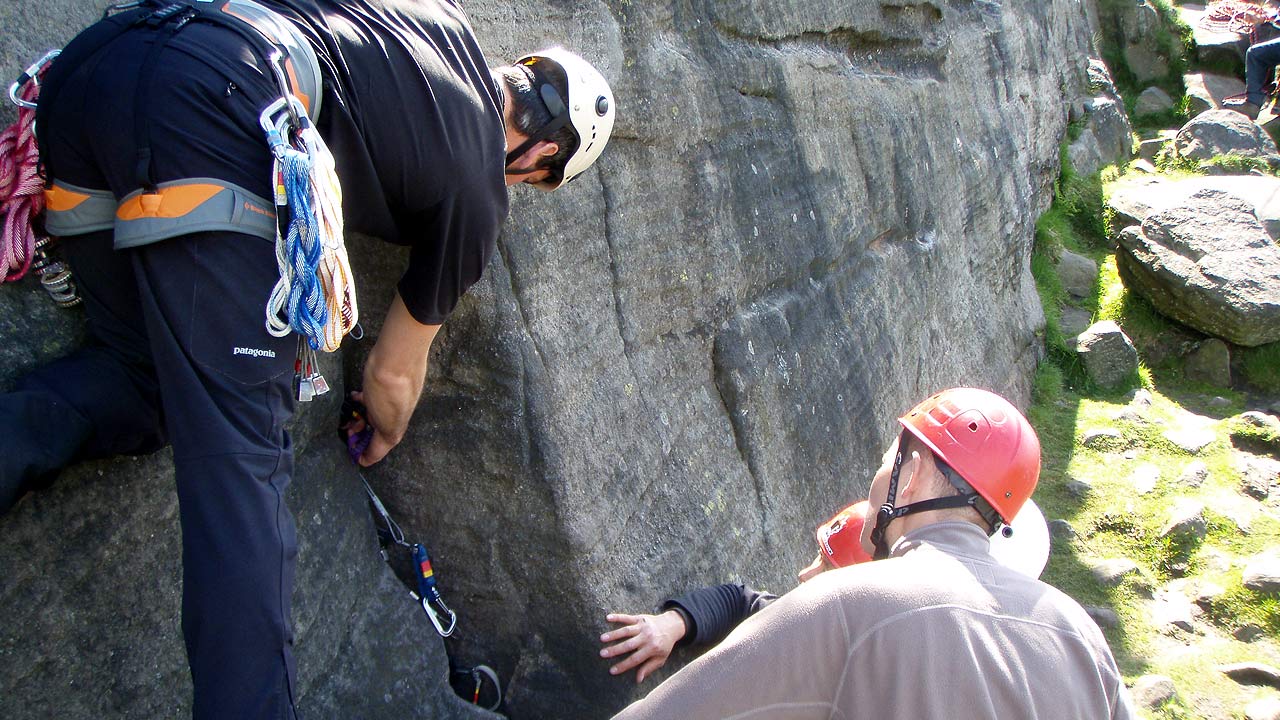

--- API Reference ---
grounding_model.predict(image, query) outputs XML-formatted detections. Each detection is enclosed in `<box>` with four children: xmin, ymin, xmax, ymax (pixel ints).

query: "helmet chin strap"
<box><xmin>869</xmin><ymin>431</ymin><xmax>991</xmax><ymax>559</ymax></box>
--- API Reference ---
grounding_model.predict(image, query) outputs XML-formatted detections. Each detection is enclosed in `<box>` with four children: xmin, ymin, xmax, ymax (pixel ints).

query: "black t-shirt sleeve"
<box><xmin>395</xmin><ymin>186</ymin><xmax>503</xmax><ymax>325</ymax></box>
<box><xmin>661</xmin><ymin>583</ymin><xmax>779</xmax><ymax>648</ymax></box>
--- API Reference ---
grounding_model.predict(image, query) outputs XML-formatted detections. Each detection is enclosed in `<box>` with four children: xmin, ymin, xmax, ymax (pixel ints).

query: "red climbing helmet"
<box><xmin>815</xmin><ymin>500</ymin><xmax>873</xmax><ymax>568</ymax></box>
<box><xmin>898</xmin><ymin>388</ymin><xmax>1041</xmax><ymax>525</ymax></box>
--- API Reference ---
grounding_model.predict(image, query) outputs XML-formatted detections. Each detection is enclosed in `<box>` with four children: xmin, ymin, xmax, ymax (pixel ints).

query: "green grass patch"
<box><xmin>1200</xmin><ymin>153</ymin><xmax>1277</xmax><ymax>176</ymax></box>
<box><xmin>1239</xmin><ymin>342</ymin><xmax>1280</xmax><ymax>392</ymax></box>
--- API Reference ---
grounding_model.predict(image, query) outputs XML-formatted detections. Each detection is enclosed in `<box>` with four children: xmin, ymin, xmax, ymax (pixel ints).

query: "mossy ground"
<box><xmin>1032</xmin><ymin>145</ymin><xmax>1280</xmax><ymax>719</ymax></box>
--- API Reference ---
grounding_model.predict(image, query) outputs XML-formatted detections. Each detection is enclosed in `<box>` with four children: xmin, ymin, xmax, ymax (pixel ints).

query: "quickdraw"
<box><xmin>359</xmin><ymin>472</ymin><xmax>458</xmax><ymax>637</ymax></box>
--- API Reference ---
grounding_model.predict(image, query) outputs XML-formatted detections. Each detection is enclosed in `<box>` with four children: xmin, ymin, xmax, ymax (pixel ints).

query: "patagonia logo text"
<box><xmin>233</xmin><ymin>347</ymin><xmax>277</xmax><ymax>358</ymax></box>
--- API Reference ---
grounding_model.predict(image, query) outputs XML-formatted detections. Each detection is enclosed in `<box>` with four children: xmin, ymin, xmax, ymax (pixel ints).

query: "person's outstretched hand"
<box><xmin>599</xmin><ymin>610</ymin><xmax>688</xmax><ymax>683</ymax></box>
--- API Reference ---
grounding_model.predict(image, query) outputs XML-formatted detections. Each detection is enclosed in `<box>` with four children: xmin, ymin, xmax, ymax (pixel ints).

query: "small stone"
<box><xmin>1246</xmin><ymin>696</ymin><xmax>1280</xmax><ymax>720</ymax></box>
<box><xmin>1236</xmin><ymin>623</ymin><xmax>1266</xmax><ymax>642</ymax></box>
<box><xmin>1132</xmin><ymin>464</ymin><xmax>1161</xmax><ymax>495</ymax></box>
<box><xmin>1163</xmin><ymin>427</ymin><xmax>1217</xmax><ymax>454</ymax></box>
<box><xmin>1048</xmin><ymin>519</ymin><xmax>1077</xmax><ymax>540</ymax></box>
<box><xmin>1193</xmin><ymin>583</ymin><xmax>1225</xmax><ymax>610</ymax></box>
<box><xmin>1113</xmin><ymin>407</ymin><xmax>1147</xmax><ymax>424</ymax></box>
<box><xmin>1131</xmin><ymin>674</ymin><xmax>1177</xmax><ymax>710</ymax></box>
<box><xmin>1122</xmin><ymin>449</ymin><xmax>1139</xmax><ymax>460</ymax></box>
<box><xmin>1092</xmin><ymin>558</ymin><xmax>1140</xmax><ymax>586</ymax></box>
<box><xmin>1184</xmin><ymin>339</ymin><xmax>1232</xmax><ymax>387</ymax></box>
<box><xmin>1209</xmin><ymin>396</ymin><xmax>1232</xmax><ymax>408</ymax></box>
<box><xmin>1177</xmin><ymin>460</ymin><xmax>1210</xmax><ymax>488</ymax></box>
<box><xmin>1161</xmin><ymin>499</ymin><xmax>1207</xmax><ymax>540</ymax></box>
<box><xmin>1066</xmin><ymin>477</ymin><xmax>1094</xmax><ymax>499</ymax></box>
<box><xmin>1130</xmin><ymin>389</ymin><xmax>1154</xmax><ymax>408</ymax></box>
<box><xmin>1085</xmin><ymin>605</ymin><xmax>1119</xmax><ymax>628</ymax></box>
<box><xmin>1082</xmin><ymin>428</ymin><xmax>1127</xmax><ymax>451</ymax></box>
<box><xmin>1217</xmin><ymin>662</ymin><xmax>1280</xmax><ymax>689</ymax></box>
<box><xmin>1243</xmin><ymin>555</ymin><xmax>1280</xmax><ymax>594</ymax></box>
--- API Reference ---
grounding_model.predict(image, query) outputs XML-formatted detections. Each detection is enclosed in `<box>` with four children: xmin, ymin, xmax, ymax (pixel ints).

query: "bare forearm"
<box><xmin>351</xmin><ymin>292</ymin><xmax>440</xmax><ymax>466</ymax></box>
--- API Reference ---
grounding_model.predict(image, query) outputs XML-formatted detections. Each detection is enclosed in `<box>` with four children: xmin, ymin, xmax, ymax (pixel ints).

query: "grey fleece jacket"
<box><xmin>612</xmin><ymin>522</ymin><xmax>1134</xmax><ymax>720</ymax></box>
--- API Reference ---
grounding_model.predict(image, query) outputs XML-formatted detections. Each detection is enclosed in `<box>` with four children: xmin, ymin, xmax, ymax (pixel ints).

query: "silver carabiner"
<box><xmin>413</xmin><ymin>591</ymin><xmax>457</xmax><ymax>637</ymax></box>
<box><xmin>258</xmin><ymin>94</ymin><xmax>310</xmax><ymax>158</ymax></box>
<box><xmin>9</xmin><ymin>49</ymin><xmax>61</xmax><ymax>109</ymax></box>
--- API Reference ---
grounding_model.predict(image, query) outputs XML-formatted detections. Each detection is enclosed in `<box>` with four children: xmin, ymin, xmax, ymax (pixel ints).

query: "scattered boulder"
<box><xmin>1218</xmin><ymin>662</ymin><xmax>1280</xmax><ymax>689</ymax></box>
<box><xmin>1161</xmin><ymin>499</ymin><xmax>1207</xmax><ymax>540</ymax></box>
<box><xmin>1192</xmin><ymin>582</ymin><xmax>1225</xmax><ymax>610</ymax></box>
<box><xmin>1163</xmin><ymin>427</ymin><xmax>1217</xmax><ymax>454</ymax></box>
<box><xmin>1184</xmin><ymin>339</ymin><xmax>1231</xmax><ymax>388</ymax></box>
<box><xmin>1228</xmin><ymin>411</ymin><xmax>1280</xmax><ymax>455</ymax></box>
<box><xmin>1076</xmin><ymin>321</ymin><xmax>1139</xmax><ymax>389</ymax></box>
<box><xmin>1130</xmin><ymin>158</ymin><xmax>1158</xmax><ymax>174</ymax></box>
<box><xmin>1048</xmin><ymin>518</ymin><xmax>1077</xmax><ymax>540</ymax></box>
<box><xmin>1175</xmin><ymin>110</ymin><xmax>1280</xmax><ymax>164</ymax></box>
<box><xmin>1238</xmin><ymin>456</ymin><xmax>1280</xmax><ymax>499</ymax></box>
<box><xmin>1082</xmin><ymin>60</ymin><xmax>1133</xmax><ymax>160</ymax></box>
<box><xmin>1131</xmin><ymin>389</ymin><xmax>1154</xmax><ymax>408</ymax></box>
<box><xmin>1107</xmin><ymin>175</ymin><xmax>1280</xmax><ymax>240</ymax></box>
<box><xmin>1082</xmin><ymin>428</ymin><xmax>1127</xmax><ymax>451</ymax></box>
<box><xmin>1092</xmin><ymin>558</ymin><xmax>1141</xmax><ymax>586</ymax></box>
<box><xmin>1177</xmin><ymin>460</ymin><xmax>1210</xmax><ymax>488</ymax></box>
<box><xmin>1131</xmin><ymin>674</ymin><xmax>1178</xmax><ymax>710</ymax></box>
<box><xmin>1065</xmin><ymin>477</ymin><xmax>1095</xmax><ymax>499</ymax></box>
<box><xmin>1060</xmin><ymin>306</ymin><xmax>1094</xmax><ymax>339</ymax></box>
<box><xmin>1246</xmin><ymin>696</ymin><xmax>1280</xmax><ymax>720</ymax></box>
<box><xmin>1137</xmin><ymin>134</ymin><xmax>1174</xmax><ymax>163</ymax></box>
<box><xmin>1209</xmin><ymin>396</ymin><xmax>1233</xmax><ymax>409</ymax></box>
<box><xmin>1056</xmin><ymin>250</ymin><xmax>1099</xmax><ymax>299</ymax></box>
<box><xmin>1085</xmin><ymin>605</ymin><xmax>1120</xmax><ymax>629</ymax></box>
<box><xmin>1236</xmin><ymin>623</ymin><xmax>1267</xmax><ymax>642</ymax></box>
<box><xmin>1151</xmin><ymin>587</ymin><xmax>1197</xmax><ymax>632</ymax></box>
<box><xmin>1132</xmin><ymin>464</ymin><xmax>1161</xmax><ymax>495</ymax></box>
<box><xmin>1115</xmin><ymin>190</ymin><xmax>1280</xmax><ymax>347</ymax></box>
<box><xmin>1184</xmin><ymin>72</ymin><xmax>1247</xmax><ymax>114</ymax></box>
<box><xmin>1135</xmin><ymin>87</ymin><xmax>1176</xmax><ymax>117</ymax></box>
<box><xmin>1069</xmin><ymin>92</ymin><xmax>1133</xmax><ymax>177</ymax></box>
<box><xmin>1244</xmin><ymin>555</ymin><xmax>1280</xmax><ymax>594</ymax></box>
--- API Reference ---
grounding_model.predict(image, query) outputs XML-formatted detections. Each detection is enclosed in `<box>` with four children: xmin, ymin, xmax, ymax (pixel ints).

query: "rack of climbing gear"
<box><xmin>1</xmin><ymin>49</ymin><xmax>81</xmax><ymax>307</ymax></box>
<box><xmin>260</xmin><ymin>92</ymin><xmax>359</xmax><ymax>356</ymax></box>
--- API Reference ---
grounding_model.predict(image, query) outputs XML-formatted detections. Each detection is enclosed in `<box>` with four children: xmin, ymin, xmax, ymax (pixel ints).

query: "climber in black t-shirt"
<box><xmin>1</xmin><ymin>1</ymin><xmax>615</xmax><ymax>717</ymax></box>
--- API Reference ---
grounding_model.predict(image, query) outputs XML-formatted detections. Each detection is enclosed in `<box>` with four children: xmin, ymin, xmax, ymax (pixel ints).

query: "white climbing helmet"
<box><xmin>514</xmin><ymin>48</ymin><xmax>615</xmax><ymax>190</ymax></box>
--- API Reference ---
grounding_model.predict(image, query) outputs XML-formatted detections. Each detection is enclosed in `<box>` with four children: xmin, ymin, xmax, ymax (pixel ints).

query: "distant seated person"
<box><xmin>1223</xmin><ymin>1</ymin><xmax>1280</xmax><ymax>119</ymax></box>
<box><xmin>603</xmin><ymin>388</ymin><xmax>1135</xmax><ymax>719</ymax></box>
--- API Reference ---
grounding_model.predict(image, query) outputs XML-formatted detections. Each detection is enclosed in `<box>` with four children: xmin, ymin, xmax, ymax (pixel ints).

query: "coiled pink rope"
<box><xmin>0</xmin><ymin>82</ymin><xmax>43</xmax><ymax>282</ymax></box>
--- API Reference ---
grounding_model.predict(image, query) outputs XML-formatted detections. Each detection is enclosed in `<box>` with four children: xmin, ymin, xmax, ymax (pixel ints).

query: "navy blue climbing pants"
<box><xmin>1247</xmin><ymin>36</ymin><xmax>1280</xmax><ymax>106</ymax></box>
<box><xmin>0</xmin><ymin>19</ymin><xmax>301</xmax><ymax>720</ymax></box>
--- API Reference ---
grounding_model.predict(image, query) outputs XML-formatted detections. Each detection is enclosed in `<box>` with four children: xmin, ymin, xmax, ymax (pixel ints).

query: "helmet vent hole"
<box><xmin>967</xmin><ymin>422</ymin><xmax>978</xmax><ymax>432</ymax></box>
